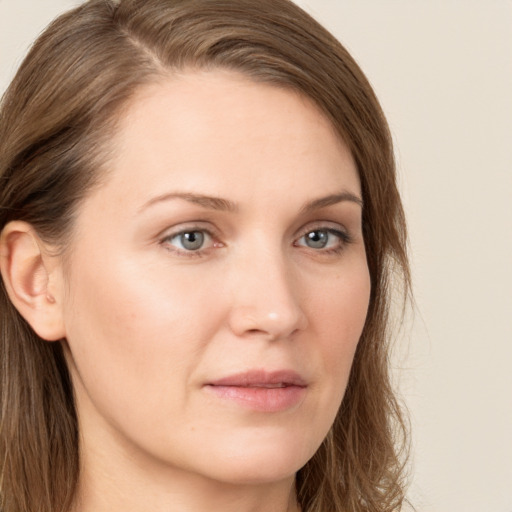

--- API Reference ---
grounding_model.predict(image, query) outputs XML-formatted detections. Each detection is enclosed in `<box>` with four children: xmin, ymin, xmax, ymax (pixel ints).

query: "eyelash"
<box><xmin>159</xmin><ymin>224</ymin><xmax>353</xmax><ymax>258</ymax></box>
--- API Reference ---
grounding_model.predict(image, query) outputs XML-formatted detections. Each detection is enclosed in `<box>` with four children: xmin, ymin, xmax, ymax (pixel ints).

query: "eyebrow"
<box><xmin>139</xmin><ymin>192</ymin><xmax>238</xmax><ymax>213</ymax></box>
<box><xmin>300</xmin><ymin>192</ymin><xmax>363</xmax><ymax>213</ymax></box>
<box><xmin>139</xmin><ymin>190</ymin><xmax>363</xmax><ymax>213</ymax></box>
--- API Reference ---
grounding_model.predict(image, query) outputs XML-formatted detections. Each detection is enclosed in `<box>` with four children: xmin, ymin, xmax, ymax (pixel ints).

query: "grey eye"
<box><xmin>303</xmin><ymin>230</ymin><xmax>329</xmax><ymax>249</ymax></box>
<box><xmin>172</xmin><ymin>231</ymin><xmax>206</xmax><ymax>251</ymax></box>
<box><xmin>297</xmin><ymin>228</ymin><xmax>348</xmax><ymax>251</ymax></box>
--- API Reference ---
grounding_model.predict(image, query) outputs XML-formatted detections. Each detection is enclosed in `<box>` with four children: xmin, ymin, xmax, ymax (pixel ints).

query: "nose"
<box><xmin>227</xmin><ymin>248</ymin><xmax>308</xmax><ymax>341</ymax></box>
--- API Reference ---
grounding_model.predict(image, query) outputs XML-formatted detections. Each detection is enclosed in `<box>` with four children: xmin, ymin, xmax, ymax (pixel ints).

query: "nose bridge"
<box><xmin>228</xmin><ymin>240</ymin><xmax>307</xmax><ymax>339</ymax></box>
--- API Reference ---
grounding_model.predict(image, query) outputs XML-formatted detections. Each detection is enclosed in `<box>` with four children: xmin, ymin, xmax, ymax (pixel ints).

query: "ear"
<box><xmin>0</xmin><ymin>221</ymin><xmax>66</xmax><ymax>341</ymax></box>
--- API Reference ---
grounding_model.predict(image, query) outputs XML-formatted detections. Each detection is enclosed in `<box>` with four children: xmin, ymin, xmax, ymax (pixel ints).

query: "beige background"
<box><xmin>1</xmin><ymin>1</ymin><xmax>511</xmax><ymax>511</ymax></box>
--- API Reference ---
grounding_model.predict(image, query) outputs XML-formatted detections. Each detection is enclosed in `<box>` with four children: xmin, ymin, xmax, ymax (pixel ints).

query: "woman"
<box><xmin>0</xmin><ymin>1</ymin><xmax>410</xmax><ymax>511</ymax></box>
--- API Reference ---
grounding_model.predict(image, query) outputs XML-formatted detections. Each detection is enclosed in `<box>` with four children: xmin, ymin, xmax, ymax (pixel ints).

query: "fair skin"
<box><xmin>0</xmin><ymin>70</ymin><xmax>370</xmax><ymax>512</ymax></box>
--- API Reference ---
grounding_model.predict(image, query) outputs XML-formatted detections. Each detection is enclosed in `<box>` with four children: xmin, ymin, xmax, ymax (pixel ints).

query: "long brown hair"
<box><xmin>0</xmin><ymin>1</ymin><xmax>410</xmax><ymax>511</ymax></box>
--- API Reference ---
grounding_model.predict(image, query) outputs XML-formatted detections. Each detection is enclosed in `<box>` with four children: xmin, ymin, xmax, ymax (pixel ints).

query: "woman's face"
<box><xmin>59</xmin><ymin>70</ymin><xmax>371</xmax><ymax>485</ymax></box>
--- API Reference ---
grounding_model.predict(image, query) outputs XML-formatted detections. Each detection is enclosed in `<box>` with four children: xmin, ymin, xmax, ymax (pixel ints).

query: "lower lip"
<box><xmin>205</xmin><ymin>385</ymin><xmax>306</xmax><ymax>412</ymax></box>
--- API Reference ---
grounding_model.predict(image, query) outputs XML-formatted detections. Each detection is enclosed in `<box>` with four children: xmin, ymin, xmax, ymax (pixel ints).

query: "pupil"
<box><xmin>307</xmin><ymin>230</ymin><xmax>328</xmax><ymax>248</ymax></box>
<box><xmin>181</xmin><ymin>231</ymin><xmax>204</xmax><ymax>250</ymax></box>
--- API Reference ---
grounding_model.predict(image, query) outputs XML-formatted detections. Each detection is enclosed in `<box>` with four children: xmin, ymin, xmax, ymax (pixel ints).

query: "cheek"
<box><xmin>65</xmin><ymin>246</ymin><xmax>218</xmax><ymax>345</ymax></box>
<box><xmin>61</xmin><ymin>251</ymin><xmax>220</xmax><ymax>423</ymax></box>
<box><xmin>310</xmin><ymin>261</ymin><xmax>371</xmax><ymax>392</ymax></box>
<box><xmin>314</xmin><ymin>260</ymin><xmax>371</xmax><ymax>341</ymax></box>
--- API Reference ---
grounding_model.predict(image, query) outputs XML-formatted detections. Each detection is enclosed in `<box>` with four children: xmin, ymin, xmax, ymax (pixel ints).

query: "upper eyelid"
<box><xmin>159</xmin><ymin>222</ymin><xmax>218</xmax><ymax>239</ymax></box>
<box><xmin>295</xmin><ymin>220</ymin><xmax>349</xmax><ymax>237</ymax></box>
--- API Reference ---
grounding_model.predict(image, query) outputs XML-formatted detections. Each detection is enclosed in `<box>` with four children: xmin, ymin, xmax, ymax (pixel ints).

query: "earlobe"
<box><xmin>0</xmin><ymin>221</ymin><xmax>66</xmax><ymax>341</ymax></box>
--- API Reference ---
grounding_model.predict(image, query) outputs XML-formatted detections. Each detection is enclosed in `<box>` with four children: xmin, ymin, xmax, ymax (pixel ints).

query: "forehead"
<box><xmin>91</xmin><ymin>69</ymin><xmax>360</xmax><ymax>215</ymax></box>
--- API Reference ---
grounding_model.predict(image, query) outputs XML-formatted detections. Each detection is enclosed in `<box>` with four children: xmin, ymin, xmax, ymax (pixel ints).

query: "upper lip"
<box><xmin>207</xmin><ymin>370</ymin><xmax>307</xmax><ymax>388</ymax></box>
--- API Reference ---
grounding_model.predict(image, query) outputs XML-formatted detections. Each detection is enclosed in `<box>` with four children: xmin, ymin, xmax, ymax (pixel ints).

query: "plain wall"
<box><xmin>1</xmin><ymin>1</ymin><xmax>511</xmax><ymax>511</ymax></box>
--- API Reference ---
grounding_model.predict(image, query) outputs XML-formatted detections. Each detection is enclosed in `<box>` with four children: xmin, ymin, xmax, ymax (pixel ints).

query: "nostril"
<box><xmin>247</xmin><ymin>329</ymin><xmax>261</xmax><ymax>334</ymax></box>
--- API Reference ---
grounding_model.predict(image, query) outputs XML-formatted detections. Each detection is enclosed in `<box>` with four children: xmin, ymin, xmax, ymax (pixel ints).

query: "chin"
<box><xmin>205</xmin><ymin>458</ymin><xmax>301</xmax><ymax>486</ymax></box>
<box><xmin>186</xmin><ymin>429</ymin><xmax>319</xmax><ymax>486</ymax></box>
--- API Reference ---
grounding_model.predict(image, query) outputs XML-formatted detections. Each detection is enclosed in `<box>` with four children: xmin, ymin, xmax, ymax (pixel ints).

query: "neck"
<box><xmin>71</xmin><ymin>431</ymin><xmax>300</xmax><ymax>512</ymax></box>
<box><xmin>73</xmin><ymin>469</ymin><xmax>300</xmax><ymax>512</ymax></box>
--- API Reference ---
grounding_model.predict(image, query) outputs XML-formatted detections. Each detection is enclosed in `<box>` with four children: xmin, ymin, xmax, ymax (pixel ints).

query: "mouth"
<box><xmin>204</xmin><ymin>370</ymin><xmax>308</xmax><ymax>412</ymax></box>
